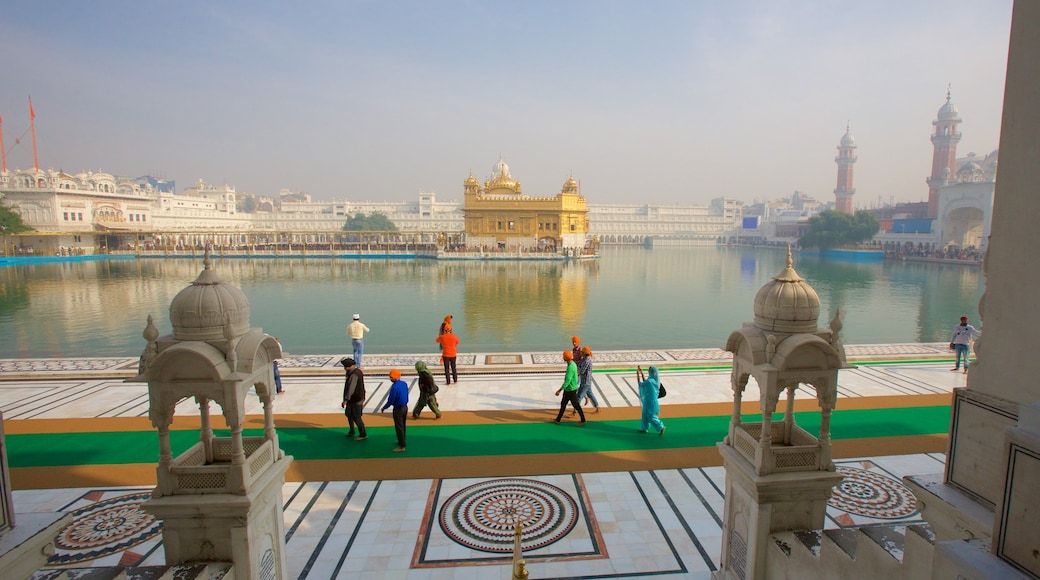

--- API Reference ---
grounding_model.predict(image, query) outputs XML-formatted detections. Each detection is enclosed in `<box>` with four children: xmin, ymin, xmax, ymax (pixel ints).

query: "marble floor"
<box><xmin>1</xmin><ymin>344</ymin><xmax>965</xmax><ymax>579</ymax></box>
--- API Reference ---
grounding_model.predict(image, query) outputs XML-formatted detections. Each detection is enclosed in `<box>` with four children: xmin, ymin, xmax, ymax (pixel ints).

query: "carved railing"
<box><xmin>732</xmin><ymin>422</ymin><xmax>823</xmax><ymax>473</ymax></box>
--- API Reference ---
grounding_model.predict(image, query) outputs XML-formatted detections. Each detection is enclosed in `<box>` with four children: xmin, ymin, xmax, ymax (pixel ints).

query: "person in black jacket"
<box><xmin>339</xmin><ymin>357</ymin><xmax>367</xmax><ymax>440</ymax></box>
<box><xmin>412</xmin><ymin>361</ymin><xmax>442</xmax><ymax>419</ymax></box>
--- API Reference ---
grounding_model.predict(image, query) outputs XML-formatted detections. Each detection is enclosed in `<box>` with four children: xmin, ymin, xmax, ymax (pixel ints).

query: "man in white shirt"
<box><xmin>347</xmin><ymin>314</ymin><xmax>371</xmax><ymax>368</ymax></box>
<box><xmin>950</xmin><ymin>316</ymin><xmax>981</xmax><ymax>373</ymax></box>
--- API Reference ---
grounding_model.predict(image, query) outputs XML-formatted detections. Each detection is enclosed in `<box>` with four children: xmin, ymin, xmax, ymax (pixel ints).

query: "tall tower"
<box><xmin>927</xmin><ymin>88</ymin><xmax>962</xmax><ymax>218</ymax></box>
<box><xmin>833</xmin><ymin>124</ymin><xmax>857</xmax><ymax>214</ymax></box>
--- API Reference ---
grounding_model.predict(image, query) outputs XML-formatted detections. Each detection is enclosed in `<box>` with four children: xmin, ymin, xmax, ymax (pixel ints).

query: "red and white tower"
<box><xmin>834</xmin><ymin>124</ymin><xmax>857</xmax><ymax>214</ymax></box>
<box><xmin>927</xmin><ymin>88</ymin><xmax>962</xmax><ymax>218</ymax></box>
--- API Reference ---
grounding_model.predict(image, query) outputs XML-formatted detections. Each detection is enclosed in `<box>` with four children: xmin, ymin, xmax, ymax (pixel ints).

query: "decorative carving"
<box><xmin>139</xmin><ymin>315</ymin><xmax>159</xmax><ymax>374</ymax></box>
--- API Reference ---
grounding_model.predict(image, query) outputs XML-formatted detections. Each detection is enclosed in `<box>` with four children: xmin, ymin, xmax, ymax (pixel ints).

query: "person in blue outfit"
<box><xmin>381</xmin><ymin>369</ymin><xmax>409</xmax><ymax>452</ymax></box>
<box><xmin>636</xmin><ymin>365</ymin><xmax>665</xmax><ymax>435</ymax></box>
<box><xmin>950</xmin><ymin>315</ymin><xmax>981</xmax><ymax>373</ymax></box>
<box><xmin>272</xmin><ymin>337</ymin><xmax>284</xmax><ymax>394</ymax></box>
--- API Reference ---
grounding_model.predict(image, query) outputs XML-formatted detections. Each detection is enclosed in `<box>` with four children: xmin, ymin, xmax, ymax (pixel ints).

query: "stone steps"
<box><xmin>30</xmin><ymin>563</ymin><xmax>234</xmax><ymax>580</ymax></box>
<box><xmin>768</xmin><ymin>522</ymin><xmax>936</xmax><ymax>579</ymax></box>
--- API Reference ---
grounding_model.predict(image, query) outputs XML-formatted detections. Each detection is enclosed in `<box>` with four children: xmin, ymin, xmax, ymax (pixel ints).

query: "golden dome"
<box><xmin>752</xmin><ymin>246</ymin><xmax>820</xmax><ymax>334</ymax></box>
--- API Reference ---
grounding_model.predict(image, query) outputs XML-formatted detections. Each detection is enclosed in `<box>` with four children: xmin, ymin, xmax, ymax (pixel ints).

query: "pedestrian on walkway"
<box><xmin>438</xmin><ymin>315</ymin><xmax>452</xmax><ymax>364</ymax></box>
<box><xmin>554</xmin><ymin>351</ymin><xmax>586</xmax><ymax>424</ymax></box>
<box><xmin>273</xmin><ymin>337</ymin><xmax>284</xmax><ymax>394</ymax></box>
<box><xmin>571</xmin><ymin>336</ymin><xmax>585</xmax><ymax>366</ymax></box>
<box><xmin>381</xmin><ymin>369</ymin><xmax>409</xmax><ymax>452</ymax></box>
<box><xmin>573</xmin><ymin>345</ymin><xmax>600</xmax><ymax>415</ymax></box>
<box><xmin>412</xmin><ymin>361</ymin><xmax>442</xmax><ymax>420</ymax></box>
<box><xmin>436</xmin><ymin>324</ymin><xmax>460</xmax><ymax>384</ymax></box>
<box><xmin>339</xmin><ymin>357</ymin><xmax>367</xmax><ymax>440</ymax></box>
<box><xmin>950</xmin><ymin>315</ymin><xmax>981</xmax><ymax>373</ymax></box>
<box><xmin>347</xmin><ymin>314</ymin><xmax>370</xmax><ymax>368</ymax></box>
<box><xmin>636</xmin><ymin>365</ymin><xmax>665</xmax><ymax>435</ymax></box>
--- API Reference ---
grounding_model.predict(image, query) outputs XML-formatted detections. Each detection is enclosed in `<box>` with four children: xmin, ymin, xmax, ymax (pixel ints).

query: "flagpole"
<box><xmin>0</xmin><ymin>114</ymin><xmax>6</xmax><ymax>174</ymax></box>
<box><xmin>29</xmin><ymin>96</ymin><xmax>38</xmax><ymax>172</ymax></box>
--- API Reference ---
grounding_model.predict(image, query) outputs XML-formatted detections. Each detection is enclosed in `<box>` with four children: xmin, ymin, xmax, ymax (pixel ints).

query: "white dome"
<box><xmin>937</xmin><ymin>94</ymin><xmax>960</xmax><ymax>121</ymax></box>
<box><xmin>492</xmin><ymin>157</ymin><xmax>510</xmax><ymax>178</ymax></box>
<box><xmin>168</xmin><ymin>254</ymin><xmax>251</xmax><ymax>341</ymax></box>
<box><xmin>752</xmin><ymin>248</ymin><xmax>821</xmax><ymax>334</ymax></box>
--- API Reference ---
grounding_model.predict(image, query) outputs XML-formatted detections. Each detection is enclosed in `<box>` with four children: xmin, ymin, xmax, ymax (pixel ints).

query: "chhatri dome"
<box><xmin>168</xmin><ymin>251</ymin><xmax>251</xmax><ymax>341</ymax></box>
<box><xmin>752</xmin><ymin>246</ymin><xmax>821</xmax><ymax>334</ymax></box>
<box><xmin>840</xmin><ymin>124</ymin><xmax>856</xmax><ymax>147</ymax></box>
<box><xmin>937</xmin><ymin>88</ymin><xmax>961</xmax><ymax>121</ymax></box>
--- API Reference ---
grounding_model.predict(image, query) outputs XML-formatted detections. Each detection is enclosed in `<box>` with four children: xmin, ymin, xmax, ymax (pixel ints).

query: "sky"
<box><xmin>0</xmin><ymin>1</ymin><xmax>1013</xmax><ymax>206</ymax></box>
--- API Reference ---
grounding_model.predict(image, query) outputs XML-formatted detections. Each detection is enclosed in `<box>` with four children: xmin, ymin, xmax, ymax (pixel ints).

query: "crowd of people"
<box><xmin>332</xmin><ymin>323</ymin><xmax>667</xmax><ymax>453</ymax></box>
<box><xmin>885</xmin><ymin>244</ymin><xmax>983</xmax><ymax>262</ymax></box>
<box><xmin>320</xmin><ymin>312</ymin><xmax>983</xmax><ymax>453</ymax></box>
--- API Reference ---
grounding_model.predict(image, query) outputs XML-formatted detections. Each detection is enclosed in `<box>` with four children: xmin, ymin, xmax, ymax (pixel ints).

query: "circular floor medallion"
<box><xmin>49</xmin><ymin>492</ymin><xmax>162</xmax><ymax>565</ymax></box>
<box><xmin>439</xmin><ymin>478</ymin><xmax>578</xmax><ymax>553</ymax></box>
<box><xmin>829</xmin><ymin>467</ymin><xmax>918</xmax><ymax>519</ymax></box>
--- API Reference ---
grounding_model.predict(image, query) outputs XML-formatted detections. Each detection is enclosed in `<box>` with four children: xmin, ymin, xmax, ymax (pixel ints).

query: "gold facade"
<box><xmin>462</xmin><ymin>159</ymin><xmax>588</xmax><ymax>250</ymax></box>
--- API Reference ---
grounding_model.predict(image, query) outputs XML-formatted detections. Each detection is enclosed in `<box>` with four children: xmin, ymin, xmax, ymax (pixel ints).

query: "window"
<box><xmin>63</xmin><ymin>212</ymin><xmax>68</xmax><ymax>220</ymax></box>
<box><xmin>508</xmin><ymin>221</ymin><xmax>515</xmax><ymax>230</ymax></box>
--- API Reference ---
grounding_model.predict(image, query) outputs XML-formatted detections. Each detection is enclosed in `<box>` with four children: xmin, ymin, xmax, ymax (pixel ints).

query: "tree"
<box><xmin>239</xmin><ymin>195</ymin><xmax>257</xmax><ymax>213</ymax></box>
<box><xmin>342</xmin><ymin>212</ymin><xmax>398</xmax><ymax>232</ymax></box>
<box><xmin>0</xmin><ymin>203</ymin><xmax>32</xmax><ymax>234</ymax></box>
<box><xmin>799</xmin><ymin>210</ymin><xmax>879</xmax><ymax>250</ymax></box>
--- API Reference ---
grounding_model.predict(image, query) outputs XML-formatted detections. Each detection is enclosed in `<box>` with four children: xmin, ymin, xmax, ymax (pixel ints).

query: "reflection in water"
<box><xmin>0</xmin><ymin>248</ymin><xmax>983</xmax><ymax>358</ymax></box>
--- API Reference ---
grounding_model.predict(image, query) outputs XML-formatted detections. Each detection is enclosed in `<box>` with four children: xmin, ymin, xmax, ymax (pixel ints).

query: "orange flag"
<box><xmin>29</xmin><ymin>97</ymin><xmax>35</xmax><ymax>120</ymax></box>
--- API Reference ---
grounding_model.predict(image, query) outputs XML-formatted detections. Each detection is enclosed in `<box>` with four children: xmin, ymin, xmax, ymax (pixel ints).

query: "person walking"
<box><xmin>381</xmin><ymin>369</ymin><xmax>409</xmax><ymax>452</ymax></box>
<box><xmin>636</xmin><ymin>365</ymin><xmax>665</xmax><ymax>435</ymax></box>
<box><xmin>573</xmin><ymin>345</ymin><xmax>600</xmax><ymax>415</ymax></box>
<box><xmin>436</xmin><ymin>324</ymin><xmax>460</xmax><ymax>384</ymax></box>
<box><xmin>412</xmin><ymin>361</ymin><xmax>442</xmax><ymax>420</ymax></box>
<box><xmin>950</xmin><ymin>315</ymin><xmax>981</xmax><ymax>373</ymax></box>
<box><xmin>571</xmin><ymin>336</ymin><xmax>585</xmax><ymax>366</ymax></box>
<box><xmin>554</xmin><ymin>351</ymin><xmax>586</xmax><ymax>424</ymax></box>
<box><xmin>339</xmin><ymin>357</ymin><xmax>367</xmax><ymax>440</ymax></box>
<box><xmin>347</xmin><ymin>313</ymin><xmax>370</xmax><ymax>368</ymax></box>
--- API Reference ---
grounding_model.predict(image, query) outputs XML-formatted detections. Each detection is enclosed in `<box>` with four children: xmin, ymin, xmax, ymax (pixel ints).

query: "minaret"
<box><xmin>927</xmin><ymin>88</ymin><xmax>962</xmax><ymax>218</ymax></box>
<box><xmin>833</xmin><ymin>124</ymin><xmax>857</xmax><ymax>214</ymax></box>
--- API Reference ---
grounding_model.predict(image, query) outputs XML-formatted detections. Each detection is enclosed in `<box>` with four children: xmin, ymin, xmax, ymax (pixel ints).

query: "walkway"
<box><xmin>5</xmin><ymin>344</ymin><xmax>965</xmax><ymax>579</ymax></box>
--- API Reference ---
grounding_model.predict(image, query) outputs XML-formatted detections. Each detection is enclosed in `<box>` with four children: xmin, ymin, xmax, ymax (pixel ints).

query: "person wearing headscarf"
<box><xmin>380</xmin><ymin>369</ymin><xmax>409</xmax><ymax>452</ymax></box>
<box><xmin>573</xmin><ymin>345</ymin><xmax>600</xmax><ymax>415</ymax></box>
<box><xmin>554</xmin><ymin>351</ymin><xmax>586</xmax><ymax>424</ymax></box>
<box><xmin>412</xmin><ymin>361</ymin><xmax>442</xmax><ymax>420</ymax></box>
<box><xmin>436</xmin><ymin>324</ymin><xmax>460</xmax><ymax>384</ymax></box>
<box><xmin>636</xmin><ymin>365</ymin><xmax>665</xmax><ymax>435</ymax></box>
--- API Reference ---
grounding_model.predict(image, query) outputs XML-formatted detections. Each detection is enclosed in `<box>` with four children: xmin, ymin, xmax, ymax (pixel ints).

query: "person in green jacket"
<box><xmin>553</xmin><ymin>350</ymin><xmax>586</xmax><ymax>424</ymax></box>
<box><xmin>412</xmin><ymin>360</ymin><xmax>442</xmax><ymax>419</ymax></box>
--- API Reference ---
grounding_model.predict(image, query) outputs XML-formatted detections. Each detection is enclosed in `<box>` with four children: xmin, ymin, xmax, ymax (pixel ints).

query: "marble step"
<box><xmin>30</xmin><ymin>563</ymin><xmax>234</xmax><ymax>580</ymax></box>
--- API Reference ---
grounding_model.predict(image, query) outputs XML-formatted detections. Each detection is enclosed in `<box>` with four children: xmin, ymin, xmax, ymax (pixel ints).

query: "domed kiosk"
<box><xmin>132</xmin><ymin>250</ymin><xmax>291</xmax><ymax>578</ymax></box>
<box><xmin>715</xmin><ymin>246</ymin><xmax>850</xmax><ymax>580</ymax></box>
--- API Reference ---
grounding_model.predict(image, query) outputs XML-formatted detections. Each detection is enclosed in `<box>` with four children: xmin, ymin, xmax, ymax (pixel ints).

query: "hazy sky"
<box><xmin>0</xmin><ymin>1</ymin><xmax>1013</xmax><ymax>206</ymax></box>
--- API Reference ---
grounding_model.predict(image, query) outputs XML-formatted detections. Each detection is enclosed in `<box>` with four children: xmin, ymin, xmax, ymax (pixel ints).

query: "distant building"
<box><xmin>461</xmin><ymin>158</ymin><xmax>588</xmax><ymax>251</ymax></box>
<box><xmin>927</xmin><ymin>88</ymin><xmax>963</xmax><ymax>218</ymax></box>
<box><xmin>833</xmin><ymin>125</ymin><xmax>857</xmax><ymax>214</ymax></box>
